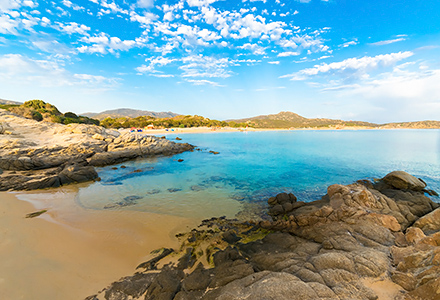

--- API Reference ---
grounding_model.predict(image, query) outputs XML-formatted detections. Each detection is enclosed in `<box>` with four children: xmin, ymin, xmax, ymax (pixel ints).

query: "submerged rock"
<box><xmin>87</xmin><ymin>171</ymin><xmax>440</xmax><ymax>300</ymax></box>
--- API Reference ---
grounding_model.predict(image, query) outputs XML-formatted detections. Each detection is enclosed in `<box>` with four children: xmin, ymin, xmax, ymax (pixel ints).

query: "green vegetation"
<box><xmin>100</xmin><ymin>114</ymin><xmax>249</xmax><ymax>129</ymax></box>
<box><xmin>234</xmin><ymin>111</ymin><xmax>379</xmax><ymax>129</ymax></box>
<box><xmin>0</xmin><ymin>104</ymin><xmax>20</xmax><ymax>110</ymax></box>
<box><xmin>4</xmin><ymin>100</ymin><xmax>99</xmax><ymax>125</ymax></box>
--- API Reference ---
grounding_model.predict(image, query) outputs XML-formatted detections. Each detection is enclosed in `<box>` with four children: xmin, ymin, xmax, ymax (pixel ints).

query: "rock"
<box><xmin>276</xmin><ymin>192</ymin><xmax>291</xmax><ymax>204</ymax></box>
<box><xmin>413</xmin><ymin>208</ymin><xmax>440</xmax><ymax>235</ymax></box>
<box><xmin>25</xmin><ymin>209</ymin><xmax>48</xmax><ymax>218</ymax></box>
<box><xmin>205</xmin><ymin>271</ymin><xmax>335</xmax><ymax>300</ymax></box>
<box><xmin>0</xmin><ymin>110</ymin><xmax>194</xmax><ymax>191</ymax></box>
<box><xmin>58</xmin><ymin>163</ymin><xmax>98</xmax><ymax>185</ymax></box>
<box><xmin>391</xmin><ymin>271</ymin><xmax>417</xmax><ymax>291</ymax></box>
<box><xmin>190</xmin><ymin>185</ymin><xmax>204</xmax><ymax>192</ymax></box>
<box><xmin>405</xmin><ymin>227</ymin><xmax>426</xmax><ymax>244</ymax></box>
<box><xmin>383</xmin><ymin>171</ymin><xmax>427</xmax><ymax>191</ymax></box>
<box><xmin>178</xmin><ymin>159</ymin><xmax>184</xmax><ymax>162</ymax></box>
<box><xmin>86</xmin><ymin>172</ymin><xmax>440</xmax><ymax>300</ymax></box>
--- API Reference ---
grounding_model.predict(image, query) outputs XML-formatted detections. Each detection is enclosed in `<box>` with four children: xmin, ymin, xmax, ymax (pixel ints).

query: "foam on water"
<box><xmin>76</xmin><ymin>130</ymin><xmax>440</xmax><ymax>218</ymax></box>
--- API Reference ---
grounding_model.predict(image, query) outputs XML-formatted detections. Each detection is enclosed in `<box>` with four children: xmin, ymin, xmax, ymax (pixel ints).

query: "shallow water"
<box><xmin>77</xmin><ymin>129</ymin><xmax>440</xmax><ymax>218</ymax></box>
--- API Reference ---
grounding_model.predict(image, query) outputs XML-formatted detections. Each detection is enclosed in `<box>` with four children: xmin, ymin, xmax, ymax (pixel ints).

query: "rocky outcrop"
<box><xmin>87</xmin><ymin>171</ymin><xmax>440</xmax><ymax>300</ymax></box>
<box><xmin>0</xmin><ymin>109</ymin><xmax>193</xmax><ymax>191</ymax></box>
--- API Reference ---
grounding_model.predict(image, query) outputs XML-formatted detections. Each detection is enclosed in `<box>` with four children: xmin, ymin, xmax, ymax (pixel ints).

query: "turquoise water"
<box><xmin>76</xmin><ymin>130</ymin><xmax>440</xmax><ymax>218</ymax></box>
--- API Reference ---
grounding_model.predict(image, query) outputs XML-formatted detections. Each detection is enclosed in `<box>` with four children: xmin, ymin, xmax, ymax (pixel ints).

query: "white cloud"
<box><xmin>238</xmin><ymin>43</ymin><xmax>266</xmax><ymax>55</ymax></box>
<box><xmin>187</xmin><ymin>0</ymin><xmax>219</xmax><ymax>7</ymax></box>
<box><xmin>185</xmin><ymin>79</ymin><xmax>223</xmax><ymax>86</ymax></box>
<box><xmin>58</xmin><ymin>22</ymin><xmax>90</xmax><ymax>36</ymax></box>
<box><xmin>340</xmin><ymin>40</ymin><xmax>357</xmax><ymax>48</ymax></box>
<box><xmin>99</xmin><ymin>0</ymin><xmax>128</xmax><ymax>15</ymax></box>
<box><xmin>0</xmin><ymin>14</ymin><xmax>19</xmax><ymax>34</ymax></box>
<box><xmin>136</xmin><ymin>56</ymin><xmax>177</xmax><ymax>75</ymax></box>
<box><xmin>62</xmin><ymin>0</ymin><xmax>83</xmax><ymax>10</ymax></box>
<box><xmin>137</xmin><ymin>0</ymin><xmax>154</xmax><ymax>8</ymax></box>
<box><xmin>277</xmin><ymin>51</ymin><xmax>300</xmax><ymax>57</ymax></box>
<box><xmin>22</xmin><ymin>0</ymin><xmax>37</xmax><ymax>8</ymax></box>
<box><xmin>268</xmin><ymin>61</ymin><xmax>279</xmax><ymax>64</ymax></box>
<box><xmin>0</xmin><ymin>0</ymin><xmax>21</xmax><ymax>11</ymax></box>
<box><xmin>326</xmin><ymin>66</ymin><xmax>440</xmax><ymax>122</ymax></box>
<box><xmin>369</xmin><ymin>38</ymin><xmax>406</xmax><ymax>46</ymax></box>
<box><xmin>130</xmin><ymin>11</ymin><xmax>158</xmax><ymax>26</ymax></box>
<box><xmin>74</xmin><ymin>73</ymin><xmax>118</xmax><ymax>86</ymax></box>
<box><xmin>0</xmin><ymin>53</ymin><xmax>117</xmax><ymax>89</ymax></box>
<box><xmin>281</xmin><ymin>51</ymin><xmax>414</xmax><ymax>81</ymax></box>
<box><xmin>79</xmin><ymin>32</ymin><xmax>140</xmax><ymax>54</ymax></box>
<box><xmin>180</xmin><ymin>55</ymin><xmax>233</xmax><ymax>78</ymax></box>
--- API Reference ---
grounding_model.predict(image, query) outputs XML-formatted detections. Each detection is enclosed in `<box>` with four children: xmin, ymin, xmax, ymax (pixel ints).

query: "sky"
<box><xmin>0</xmin><ymin>0</ymin><xmax>439</xmax><ymax>123</ymax></box>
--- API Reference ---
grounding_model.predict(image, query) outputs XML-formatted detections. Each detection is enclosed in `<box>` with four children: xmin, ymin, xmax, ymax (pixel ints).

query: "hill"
<box><xmin>1</xmin><ymin>99</ymin><xmax>99</xmax><ymax>125</ymax></box>
<box><xmin>0</xmin><ymin>98</ymin><xmax>22</xmax><ymax>105</ymax></box>
<box><xmin>382</xmin><ymin>120</ymin><xmax>440</xmax><ymax>129</ymax></box>
<box><xmin>82</xmin><ymin>108</ymin><xmax>180</xmax><ymax>120</ymax></box>
<box><xmin>232</xmin><ymin>111</ymin><xmax>378</xmax><ymax>128</ymax></box>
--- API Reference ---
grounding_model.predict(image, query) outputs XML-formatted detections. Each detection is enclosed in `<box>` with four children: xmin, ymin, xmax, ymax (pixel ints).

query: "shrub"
<box><xmin>31</xmin><ymin>111</ymin><xmax>43</xmax><ymax>121</ymax></box>
<box><xmin>51</xmin><ymin>115</ymin><xmax>65</xmax><ymax>123</ymax></box>
<box><xmin>64</xmin><ymin>112</ymin><xmax>78</xmax><ymax>119</ymax></box>
<box><xmin>63</xmin><ymin>117</ymin><xmax>76</xmax><ymax>125</ymax></box>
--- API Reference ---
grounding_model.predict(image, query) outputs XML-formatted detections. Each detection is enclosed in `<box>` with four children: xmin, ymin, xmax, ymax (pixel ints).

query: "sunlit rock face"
<box><xmin>0</xmin><ymin>109</ymin><xmax>193</xmax><ymax>191</ymax></box>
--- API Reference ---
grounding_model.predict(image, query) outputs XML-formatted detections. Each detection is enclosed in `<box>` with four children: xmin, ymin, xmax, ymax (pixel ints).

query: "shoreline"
<box><xmin>0</xmin><ymin>189</ymin><xmax>200</xmax><ymax>300</ymax></box>
<box><xmin>134</xmin><ymin>126</ymin><xmax>435</xmax><ymax>136</ymax></box>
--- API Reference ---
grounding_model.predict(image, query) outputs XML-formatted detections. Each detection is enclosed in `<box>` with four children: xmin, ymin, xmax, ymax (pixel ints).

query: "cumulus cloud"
<box><xmin>0</xmin><ymin>0</ymin><xmax>22</xmax><ymax>11</ymax></box>
<box><xmin>136</xmin><ymin>56</ymin><xmax>177</xmax><ymax>75</ymax></box>
<box><xmin>180</xmin><ymin>55</ymin><xmax>233</xmax><ymax>78</ymax></box>
<box><xmin>0</xmin><ymin>14</ymin><xmax>19</xmax><ymax>34</ymax></box>
<box><xmin>58</xmin><ymin>22</ymin><xmax>90</xmax><ymax>36</ymax></box>
<box><xmin>281</xmin><ymin>51</ymin><xmax>414</xmax><ymax>81</ymax></box>
<box><xmin>78</xmin><ymin>32</ymin><xmax>140</xmax><ymax>54</ymax></box>
<box><xmin>238</xmin><ymin>43</ymin><xmax>266</xmax><ymax>55</ymax></box>
<box><xmin>187</xmin><ymin>0</ymin><xmax>219</xmax><ymax>7</ymax></box>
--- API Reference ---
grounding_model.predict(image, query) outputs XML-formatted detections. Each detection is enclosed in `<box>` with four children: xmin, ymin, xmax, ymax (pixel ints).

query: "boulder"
<box><xmin>382</xmin><ymin>171</ymin><xmax>427</xmax><ymax>191</ymax></box>
<box><xmin>413</xmin><ymin>208</ymin><xmax>440</xmax><ymax>235</ymax></box>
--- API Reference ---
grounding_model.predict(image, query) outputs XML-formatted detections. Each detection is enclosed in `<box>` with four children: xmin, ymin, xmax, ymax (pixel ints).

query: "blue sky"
<box><xmin>0</xmin><ymin>0</ymin><xmax>439</xmax><ymax>122</ymax></box>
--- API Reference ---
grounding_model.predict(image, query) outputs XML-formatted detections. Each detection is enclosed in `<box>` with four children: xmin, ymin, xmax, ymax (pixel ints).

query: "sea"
<box><xmin>75</xmin><ymin>129</ymin><xmax>440</xmax><ymax>219</ymax></box>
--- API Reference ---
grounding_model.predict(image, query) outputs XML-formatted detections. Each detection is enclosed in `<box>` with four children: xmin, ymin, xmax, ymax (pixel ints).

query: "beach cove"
<box><xmin>1</xmin><ymin>109</ymin><xmax>440</xmax><ymax>299</ymax></box>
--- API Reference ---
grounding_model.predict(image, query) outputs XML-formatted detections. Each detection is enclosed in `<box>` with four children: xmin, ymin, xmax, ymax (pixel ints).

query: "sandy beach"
<box><xmin>0</xmin><ymin>189</ymin><xmax>199</xmax><ymax>300</ymax></box>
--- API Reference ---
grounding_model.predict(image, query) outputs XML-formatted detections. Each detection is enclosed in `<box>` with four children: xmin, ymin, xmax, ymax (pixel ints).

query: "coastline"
<box><xmin>0</xmin><ymin>190</ymin><xmax>199</xmax><ymax>300</ymax></box>
<box><xmin>136</xmin><ymin>126</ymin><xmax>432</xmax><ymax>136</ymax></box>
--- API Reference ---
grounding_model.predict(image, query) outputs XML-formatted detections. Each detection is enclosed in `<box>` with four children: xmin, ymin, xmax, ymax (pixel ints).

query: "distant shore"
<box><xmin>134</xmin><ymin>125</ymin><xmax>428</xmax><ymax>136</ymax></box>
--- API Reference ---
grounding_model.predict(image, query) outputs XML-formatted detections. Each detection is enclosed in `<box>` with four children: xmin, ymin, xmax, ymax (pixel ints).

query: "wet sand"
<box><xmin>0</xmin><ymin>190</ymin><xmax>200</xmax><ymax>300</ymax></box>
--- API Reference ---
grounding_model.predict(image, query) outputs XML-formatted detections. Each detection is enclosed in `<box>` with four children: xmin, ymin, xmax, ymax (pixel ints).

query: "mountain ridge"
<box><xmin>231</xmin><ymin>111</ymin><xmax>378</xmax><ymax>128</ymax></box>
<box><xmin>82</xmin><ymin>108</ymin><xmax>180</xmax><ymax>120</ymax></box>
<box><xmin>230</xmin><ymin>111</ymin><xmax>440</xmax><ymax>129</ymax></box>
